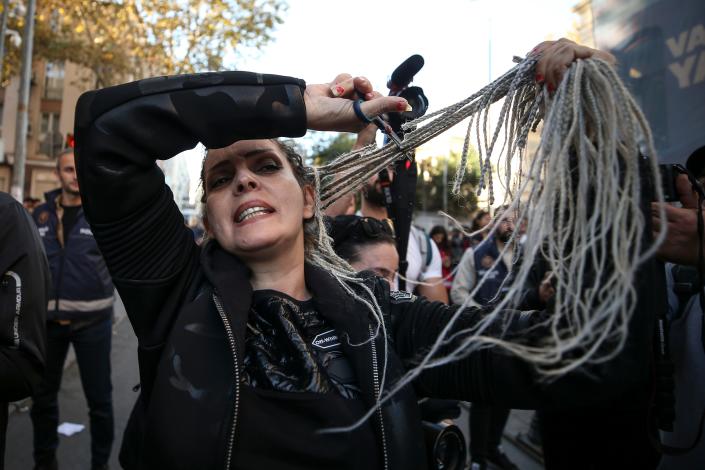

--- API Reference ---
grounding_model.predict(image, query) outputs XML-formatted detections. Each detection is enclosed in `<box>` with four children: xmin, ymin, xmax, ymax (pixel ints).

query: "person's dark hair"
<box><xmin>429</xmin><ymin>225</ymin><xmax>448</xmax><ymax>249</ymax></box>
<box><xmin>471</xmin><ymin>210</ymin><xmax>489</xmax><ymax>232</ymax></box>
<box><xmin>328</xmin><ymin>215</ymin><xmax>396</xmax><ymax>264</ymax></box>
<box><xmin>492</xmin><ymin>205</ymin><xmax>512</xmax><ymax>222</ymax></box>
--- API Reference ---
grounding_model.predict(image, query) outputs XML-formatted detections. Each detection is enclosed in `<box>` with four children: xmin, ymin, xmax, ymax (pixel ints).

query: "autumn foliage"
<box><xmin>26</xmin><ymin>0</ymin><xmax>286</xmax><ymax>87</ymax></box>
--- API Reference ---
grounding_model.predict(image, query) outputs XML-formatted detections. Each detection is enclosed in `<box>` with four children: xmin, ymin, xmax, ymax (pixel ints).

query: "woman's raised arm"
<box><xmin>74</xmin><ymin>71</ymin><xmax>404</xmax><ymax>341</ymax></box>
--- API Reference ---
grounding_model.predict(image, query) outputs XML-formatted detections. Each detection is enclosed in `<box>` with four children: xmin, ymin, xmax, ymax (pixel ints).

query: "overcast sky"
<box><xmin>181</xmin><ymin>0</ymin><xmax>581</xmax><ymax>202</ymax></box>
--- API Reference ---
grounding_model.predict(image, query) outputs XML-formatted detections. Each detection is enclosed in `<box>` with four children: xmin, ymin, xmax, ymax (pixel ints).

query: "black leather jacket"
<box><xmin>0</xmin><ymin>193</ymin><xmax>49</xmax><ymax>401</ymax></box>
<box><xmin>1</xmin><ymin>193</ymin><xmax>49</xmax><ymax>459</ymax></box>
<box><xmin>74</xmin><ymin>72</ymin><xmax>660</xmax><ymax>470</ymax></box>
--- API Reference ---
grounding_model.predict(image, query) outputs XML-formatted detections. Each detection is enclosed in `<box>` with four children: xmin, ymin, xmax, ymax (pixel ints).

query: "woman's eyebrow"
<box><xmin>206</xmin><ymin>148</ymin><xmax>278</xmax><ymax>175</ymax></box>
<box><xmin>205</xmin><ymin>159</ymin><xmax>231</xmax><ymax>175</ymax></box>
<box><xmin>243</xmin><ymin>148</ymin><xmax>277</xmax><ymax>158</ymax></box>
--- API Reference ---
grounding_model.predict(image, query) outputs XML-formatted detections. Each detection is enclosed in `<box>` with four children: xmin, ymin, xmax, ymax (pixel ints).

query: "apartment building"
<box><xmin>0</xmin><ymin>60</ymin><xmax>91</xmax><ymax>199</ymax></box>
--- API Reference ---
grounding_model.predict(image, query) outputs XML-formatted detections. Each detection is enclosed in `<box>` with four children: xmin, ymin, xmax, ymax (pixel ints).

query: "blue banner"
<box><xmin>593</xmin><ymin>0</ymin><xmax>705</xmax><ymax>163</ymax></box>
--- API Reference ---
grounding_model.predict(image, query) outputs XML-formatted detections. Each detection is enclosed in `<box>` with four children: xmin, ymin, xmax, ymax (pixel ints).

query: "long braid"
<box><xmin>217</xmin><ymin>56</ymin><xmax>665</xmax><ymax>433</ymax></box>
<box><xmin>311</xmin><ymin>55</ymin><xmax>665</xmax><ymax>400</ymax></box>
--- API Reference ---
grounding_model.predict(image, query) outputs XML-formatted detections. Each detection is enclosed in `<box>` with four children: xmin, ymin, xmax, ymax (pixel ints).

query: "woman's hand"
<box><xmin>305</xmin><ymin>73</ymin><xmax>409</xmax><ymax>132</ymax></box>
<box><xmin>530</xmin><ymin>38</ymin><xmax>617</xmax><ymax>92</ymax></box>
<box><xmin>538</xmin><ymin>271</ymin><xmax>556</xmax><ymax>304</ymax></box>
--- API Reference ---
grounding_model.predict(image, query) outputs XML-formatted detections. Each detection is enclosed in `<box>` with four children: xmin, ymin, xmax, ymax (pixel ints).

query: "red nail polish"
<box><xmin>397</xmin><ymin>101</ymin><xmax>407</xmax><ymax>111</ymax></box>
<box><xmin>547</xmin><ymin>83</ymin><xmax>555</xmax><ymax>92</ymax></box>
<box><xmin>535</xmin><ymin>73</ymin><xmax>544</xmax><ymax>83</ymax></box>
<box><xmin>336</xmin><ymin>85</ymin><xmax>344</xmax><ymax>95</ymax></box>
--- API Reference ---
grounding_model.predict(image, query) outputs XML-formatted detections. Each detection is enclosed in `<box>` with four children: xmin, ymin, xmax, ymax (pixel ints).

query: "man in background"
<box><xmin>338</xmin><ymin>126</ymin><xmax>448</xmax><ymax>303</ymax></box>
<box><xmin>31</xmin><ymin>149</ymin><xmax>115</xmax><ymax>470</ymax></box>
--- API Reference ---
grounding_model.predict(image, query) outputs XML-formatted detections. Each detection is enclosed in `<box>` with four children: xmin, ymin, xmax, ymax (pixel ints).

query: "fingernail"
<box><xmin>397</xmin><ymin>101</ymin><xmax>412</xmax><ymax>111</ymax></box>
<box><xmin>547</xmin><ymin>83</ymin><xmax>555</xmax><ymax>92</ymax></box>
<box><xmin>331</xmin><ymin>85</ymin><xmax>344</xmax><ymax>97</ymax></box>
<box><xmin>535</xmin><ymin>73</ymin><xmax>544</xmax><ymax>83</ymax></box>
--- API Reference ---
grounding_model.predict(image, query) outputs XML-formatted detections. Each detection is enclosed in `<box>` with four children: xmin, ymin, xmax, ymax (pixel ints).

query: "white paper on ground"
<box><xmin>57</xmin><ymin>422</ymin><xmax>85</xmax><ymax>436</ymax></box>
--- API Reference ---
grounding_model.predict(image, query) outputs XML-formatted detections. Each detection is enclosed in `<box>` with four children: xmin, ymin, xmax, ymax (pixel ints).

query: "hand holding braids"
<box><xmin>312</xmin><ymin>54</ymin><xmax>665</xmax><ymax>390</ymax></box>
<box><xmin>208</xmin><ymin>54</ymin><xmax>665</xmax><ymax>434</ymax></box>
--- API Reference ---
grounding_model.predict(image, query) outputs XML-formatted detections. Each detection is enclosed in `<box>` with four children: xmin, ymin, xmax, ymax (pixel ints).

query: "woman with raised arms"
<box><xmin>74</xmin><ymin>39</ymin><xmax>654</xmax><ymax>470</ymax></box>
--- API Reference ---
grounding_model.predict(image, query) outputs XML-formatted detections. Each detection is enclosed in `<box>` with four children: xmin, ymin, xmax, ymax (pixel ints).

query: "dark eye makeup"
<box><xmin>255</xmin><ymin>156</ymin><xmax>282</xmax><ymax>173</ymax></box>
<box><xmin>208</xmin><ymin>175</ymin><xmax>231</xmax><ymax>190</ymax></box>
<box><xmin>206</xmin><ymin>153</ymin><xmax>283</xmax><ymax>191</ymax></box>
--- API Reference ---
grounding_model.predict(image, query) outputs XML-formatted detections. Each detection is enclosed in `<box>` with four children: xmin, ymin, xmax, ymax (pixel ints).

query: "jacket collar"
<box><xmin>43</xmin><ymin>188</ymin><xmax>84</xmax><ymax>247</ymax></box>
<box><xmin>304</xmin><ymin>264</ymin><xmax>382</xmax><ymax>410</ymax></box>
<box><xmin>44</xmin><ymin>188</ymin><xmax>62</xmax><ymax>209</ymax></box>
<box><xmin>199</xmin><ymin>240</ymin><xmax>253</xmax><ymax>359</ymax></box>
<box><xmin>199</xmin><ymin>242</ymin><xmax>384</xmax><ymax>408</ymax></box>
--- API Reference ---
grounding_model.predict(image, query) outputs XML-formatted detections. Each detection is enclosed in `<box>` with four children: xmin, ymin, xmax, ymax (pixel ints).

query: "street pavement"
<box><xmin>4</xmin><ymin>298</ymin><xmax>137</xmax><ymax>470</ymax></box>
<box><xmin>4</xmin><ymin>296</ymin><xmax>544</xmax><ymax>470</ymax></box>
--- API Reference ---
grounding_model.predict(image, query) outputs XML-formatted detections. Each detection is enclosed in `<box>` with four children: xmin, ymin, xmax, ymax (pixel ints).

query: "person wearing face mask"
<box><xmin>72</xmin><ymin>39</ymin><xmax>658</xmax><ymax>470</ymax></box>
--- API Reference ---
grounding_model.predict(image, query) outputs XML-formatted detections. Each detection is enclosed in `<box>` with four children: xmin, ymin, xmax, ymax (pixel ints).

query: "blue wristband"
<box><xmin>352</xmin><ymin>99</ymin><xmax>372</xmax><ymax>124</ymax></box>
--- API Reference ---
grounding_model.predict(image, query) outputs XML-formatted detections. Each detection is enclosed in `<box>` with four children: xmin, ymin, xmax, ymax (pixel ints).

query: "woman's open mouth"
<box><xmin>234</xmin><ymin>201</ymin><xmax>275</xmax><ymax>225</ymax></box>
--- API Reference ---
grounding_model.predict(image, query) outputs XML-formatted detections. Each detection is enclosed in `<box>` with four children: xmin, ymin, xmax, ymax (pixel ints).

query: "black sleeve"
<box><xmin>0</xmin><ymin>193</ymin><xmax>49</xmax><ymax>402</ymax></box>
<box><xmin>74</xmin><ymin>71</ymin><xmax>307</xmax><ymax>344</ymax></box>
<box><xmin>389</xmin><ymin>255</ymin><xmax>658</xmax><ymax>409</ymax></box>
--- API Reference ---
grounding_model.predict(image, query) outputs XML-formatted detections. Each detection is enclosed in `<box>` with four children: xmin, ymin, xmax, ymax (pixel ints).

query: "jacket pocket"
<box><xmin>0</xmin><ymin>271</ymin><xmax>21</xmax><ymax>348</ymax></box>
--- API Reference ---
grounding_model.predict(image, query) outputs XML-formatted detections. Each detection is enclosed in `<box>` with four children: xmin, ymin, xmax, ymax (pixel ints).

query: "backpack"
<box><xmin>412</xmin><ymin>226</ymin><xmax>433</xmax><ymax>269</ymax></box>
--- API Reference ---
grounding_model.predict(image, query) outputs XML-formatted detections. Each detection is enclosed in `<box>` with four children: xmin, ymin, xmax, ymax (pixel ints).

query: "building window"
<box><xmin>39</xmin><ymin>112</ymin><xmax>62</xmax><ymax>158</ymax></box>
<box><xmin>43</xmin><ymin>62</ymin><xmax>64</xmax><ymax>100</ymax></box>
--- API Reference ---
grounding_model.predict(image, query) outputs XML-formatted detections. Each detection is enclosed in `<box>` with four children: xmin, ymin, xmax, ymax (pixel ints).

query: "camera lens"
<box><xmin>435</xmin><ymin>428</ymin><xmax>465</xmax><ymax>470</ymax></box>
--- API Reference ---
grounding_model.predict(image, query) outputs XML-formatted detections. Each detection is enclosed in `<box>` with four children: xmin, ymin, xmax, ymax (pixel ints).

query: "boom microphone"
<box><xmin>387</xmin><ymin>54</ymin><xmax>425</xmax><ymax>91</ymax></box>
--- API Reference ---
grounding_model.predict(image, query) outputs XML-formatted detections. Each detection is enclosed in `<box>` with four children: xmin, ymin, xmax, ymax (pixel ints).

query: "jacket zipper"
<box><xmin>212</xmin><ymin>293</ymin><xmax>240</xmax><ymax>470</ymax></box>
<box><xmin>54</xmin><ymin>207</ymin><xmax>66</xmax><ymax>315</ymax></box>
<box><xmin>369</xmin><ymin>324</ymin><xmax>389</xmax><ymax>470</ymax></box>
<box><xmin>55</xmin><ymin>247</ymin><xmax>65</xmax><ymax>314</ymax></box>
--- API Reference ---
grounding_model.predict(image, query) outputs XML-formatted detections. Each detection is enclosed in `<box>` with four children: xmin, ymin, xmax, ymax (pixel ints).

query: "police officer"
<box><xmin>31</xmin><ymin>149</ymin><xmax>114</xmax><ymax>470</ymax></box>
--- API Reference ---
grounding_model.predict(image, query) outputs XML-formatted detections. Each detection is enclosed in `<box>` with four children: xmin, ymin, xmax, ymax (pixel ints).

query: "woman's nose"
<box><xmin>234</xmin><ymin>171</ymin><xmax>258</xmax><ymax>194</ymax></box>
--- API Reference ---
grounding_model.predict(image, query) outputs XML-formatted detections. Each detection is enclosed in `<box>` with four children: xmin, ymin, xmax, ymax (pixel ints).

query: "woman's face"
<box><xmin>350</xmin><ymin>242</ymin><xmax>399</xmax><ymax>287</ymax></box>
<box><xmin>203</xmin><ymin>140</ymin><xmax>314</xmax><ymax>261</ymax></box>
<box><xmin>479</xmin><ymin>213</ymin><xmax>491</xmax><ymax>228</ymax></box>
<box><xmin>431</xmin><ymin>232</ymin><xmax>445</xmax><ymax>245</ymax></box>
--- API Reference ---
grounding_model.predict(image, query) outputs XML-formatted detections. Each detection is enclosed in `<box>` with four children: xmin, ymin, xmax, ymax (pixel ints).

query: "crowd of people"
<box><xmin>0</xmin><ymin>37</ymin><xmax>704</xmax><ymax>470</ymax></box>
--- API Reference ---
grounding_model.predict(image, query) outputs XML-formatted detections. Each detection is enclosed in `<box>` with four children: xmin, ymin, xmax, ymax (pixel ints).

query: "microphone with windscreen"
<box><xmin>386</xmin><ymin>54</ymin><xmax>428</xmax><ymax>127</ymax></box>
<box><xmin>387</xmin><ymin>54</ymin><xmax>425</xmax><ymax>91</ymax></box>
